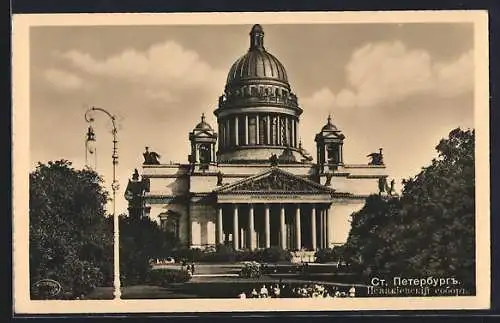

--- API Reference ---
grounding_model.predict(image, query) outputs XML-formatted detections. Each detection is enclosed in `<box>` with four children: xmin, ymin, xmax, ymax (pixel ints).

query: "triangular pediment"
<box><xmin>215</xmin><ymin>167</ymin><xmax>335</xmax><ymax>194</ymax></box>
<box><xmin>192</xmin><ymin>130</ymin><xmax>215</xmax><ymax>137</ymax></box>
<box><xmin>320</xmin><ymin>131</ymin><xmax>344</xmax><ymax>140</ymax></box>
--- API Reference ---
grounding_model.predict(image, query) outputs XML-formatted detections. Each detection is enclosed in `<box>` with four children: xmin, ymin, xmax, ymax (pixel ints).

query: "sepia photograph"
<box><xmin>12</xmin><ymin>11</ymin><xmax>490</xmax><ymax>313</ymax></box>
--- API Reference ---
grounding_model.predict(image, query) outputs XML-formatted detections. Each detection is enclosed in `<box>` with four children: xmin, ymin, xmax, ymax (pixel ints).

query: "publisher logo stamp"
<box><xmin>31</xmin><ymin>279</ymin><xmax>62</xmax><ymax>299</ymax></box>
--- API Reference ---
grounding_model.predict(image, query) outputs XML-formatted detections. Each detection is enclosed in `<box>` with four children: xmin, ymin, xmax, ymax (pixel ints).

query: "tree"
<box><xmin>30</xmin><ymin>160</ymin><xmax>113</xmax><ymax>299</ymax></box>
<box><xmin>116</xmin><ymin>215</ymin><xmax>180</xmax><ymax>286</ymax></box>
<box><xmin>344</xmin><ymin>128</ymin><xmax>475</xmax><ymax>289</ymax></box>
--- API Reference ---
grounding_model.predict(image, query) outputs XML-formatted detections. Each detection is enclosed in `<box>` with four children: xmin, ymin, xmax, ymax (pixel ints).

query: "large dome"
<box><xmin>227</xmin><ymin>50</ymin><xmax>288</xmax><ymax>84</ymax></box>
<box><xmin>214</xmin><ymin>24</ymin><xmax>306</xmax><ymax>164</ymax></box>
<box><xmin>226</xmin><ymin>24</ymin><xmax>289</xmax><ymax>86</ymax></box>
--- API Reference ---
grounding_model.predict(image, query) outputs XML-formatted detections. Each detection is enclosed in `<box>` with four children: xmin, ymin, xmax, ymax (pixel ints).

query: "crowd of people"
<box><xmin>238</xmin><ymin>283</ymin><xmax>357</xmax><ymax>299</ymax></box>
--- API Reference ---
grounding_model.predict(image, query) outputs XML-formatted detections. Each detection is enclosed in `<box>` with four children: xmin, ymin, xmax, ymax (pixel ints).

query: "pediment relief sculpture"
<box><xmin>229</xmin><ymin>172</ymin><xmax>322</xmax><ymax>192</ymax></box>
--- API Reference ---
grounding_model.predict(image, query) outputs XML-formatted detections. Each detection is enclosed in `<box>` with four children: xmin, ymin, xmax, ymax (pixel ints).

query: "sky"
<box><xmin>29</xmin><ymin>22</ymin><xmax>475</xmax><ymax>215</ymax></box>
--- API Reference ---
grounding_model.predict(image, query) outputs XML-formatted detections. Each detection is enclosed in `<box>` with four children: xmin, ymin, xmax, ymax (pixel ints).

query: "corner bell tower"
<box><xmin>189</xmin><ymin>113</ymin><xmax>217</xmax><ymax>171</ymax></box>
<box><xmin>315</xmin><ymin>114</ymin><xmax>345</xmax><ymax>173</ymax></box>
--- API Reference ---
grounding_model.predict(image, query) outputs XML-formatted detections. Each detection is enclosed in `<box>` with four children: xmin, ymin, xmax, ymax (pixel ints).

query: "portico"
<box><xmin>214</xmin><ymin>167</ymin><xmax>334</xmax><ymax>251</ymax></box>
<box><xmin>216</xmin><ymin>202</ymin><xmax>330</xmax><ymax>251</ymax></box>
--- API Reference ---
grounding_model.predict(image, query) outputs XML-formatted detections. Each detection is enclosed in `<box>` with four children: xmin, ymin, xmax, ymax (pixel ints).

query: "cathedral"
<box><xmin>125</xmin><ymin>24</ymin><xmax>388</xmax><ymax>251</ymax></box>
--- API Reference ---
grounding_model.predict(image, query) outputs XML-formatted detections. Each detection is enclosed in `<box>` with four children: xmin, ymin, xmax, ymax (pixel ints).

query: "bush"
<box><xmin>172</xmin><ymin>247</ymin><xmax>205</xmax><ymax>262</ymax></box>
<box><xmin>171</xmin><ymin>246</ymin><xmax>292</xmax><ymax>264</ymax></box>
<box><xmin>239</xmin><ymin>262</ymin><xmax>262</xmax><ymax>278</ymax></box>
<box><xmin>314</xmin><ymin>246</ymin><xmax>344</xmax><ymax>263</ymax></box>
<box><xmin>237</xmin><ymin>247</ymin><xmax>292</xmax><ymax>263</ymax></box>
<box><xmin>147</xmin><ymin>269</ymin><xmax>191</xmax><ymax>287</ymax></box>
<box><xmin>257</xmin><ymin>247</ymin><xmax>292</xmax><ymax>263</ymax></box>
<box><xmin>209</xmin><ymin>244</ymin><xmax>237</xmax><ymax>262</ymax></box>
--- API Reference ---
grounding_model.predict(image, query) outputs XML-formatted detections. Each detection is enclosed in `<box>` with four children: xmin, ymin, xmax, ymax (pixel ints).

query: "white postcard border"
<box><xmin>12</xmin><ymin>10</ymin><xmax>490</xmax><ymax>313</ymax></box>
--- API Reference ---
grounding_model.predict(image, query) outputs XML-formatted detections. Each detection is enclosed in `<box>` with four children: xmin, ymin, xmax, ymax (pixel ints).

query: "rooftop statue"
<box><xmin>143</xmin><ymin>146</ymin><xmax>161</xmax><ymax>165</ymax></box>
<box><xmin>325</xmin><ymin>172</ymin><xmax>333</xmax><ymax>187</ymax></box>
<box><xmin>278</xmin><ymin>145</ymin><xmax>297</xmax><ymax>163</ymax></box>
<box><xmin>269</xmin><ymin>153</ymin><xmax>279</xmax><ymax>166</ymax></box>
<box><xmin>367</xmin><ymin>148</ymin><xmax>384</xmax><ymax>165</ymax></box>
<box><xmin>142</xmin><ymin>177</ymin><xmax>151</xmax><ymax>192</ymax></box>
<box><xmin>378</xmin><ymin>177</ymin><xmax>395</xmax><ymax>196</ymax></box>
<box><xmin>216</xmin><ymin>171</ymin><xmax>224</xmax><ymax>186</ymax></box>
<box><xmin>298</xmin><ymin>140</ymin><xmax>313</xmax><ymax>162</ymax></box>
<box><xmin>132</xmin><ymin>168</ymin><xmax>140</xmax><ymax>181</ymax></box>
<box><xmin>378</xmin><ymin>177</ymin><xmax>388</xmax><ymax>195</ymax></box>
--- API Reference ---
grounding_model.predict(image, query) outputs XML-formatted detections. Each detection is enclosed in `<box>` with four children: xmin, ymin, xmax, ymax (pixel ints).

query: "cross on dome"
<box><xmin>321</xmin><ymin>113</ymin><xmax>338</xmax><ymax>131</ymax></box>
<box><xmin>194</xmin><ymin>112</ymin><xmax>213</xmax><ymax>131</ymax></box>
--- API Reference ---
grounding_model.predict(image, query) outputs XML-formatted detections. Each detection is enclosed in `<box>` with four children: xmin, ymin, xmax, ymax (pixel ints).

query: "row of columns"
<box><xmin>216</xmin><ymin>203</ymin><xmax>330</xmax><ymax>250</ymax></box>
<box><xmin>218</xmin><ymin>114</ymin><xmax>299</xmax><ymax>150</ymax></box>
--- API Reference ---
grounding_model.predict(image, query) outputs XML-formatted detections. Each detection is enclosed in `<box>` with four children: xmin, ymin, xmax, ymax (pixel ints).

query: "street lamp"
<box><xmin>84</xmin><ymin>106</ymin><xmax>121</xmax><ymax>300</ymax></box>
<box><xmin>85</xmin><ymin>123</ymin><xmax>97</xmax><ymax>170</ymax></box>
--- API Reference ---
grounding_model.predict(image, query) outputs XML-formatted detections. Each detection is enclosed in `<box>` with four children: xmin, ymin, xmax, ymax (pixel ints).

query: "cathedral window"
<box><xmin>218</xmin><ymin>123</ymin><xmax>223</xmax><ymax>149</ymax></box>
<box><xmin>167</xmin><ymin>217</ymin><xmax>180</xmax><ymax>239</ymax></box>
<box><xmin>229</xmin><ymin>118</ymin><xmax>235</xmax><ymax>147</ymax></box>
<box><xmin>238</xmin><ymin>117</ymin><xmax>245</xmax><ymax>145</ymax></box>
<box><xmin>271</xmin><ymin>115</ymin><xmax>278</xmax><ymax>145</ymax></box>
<box><xmin>159</xmin><ymin>213</ymin><xmax>180</xmax><ymax>239</ymax></box>
<box><xmin>248</xmin><ymin>116</ymin><xmax>257</xmax><ymax>145</ymax></box>
<box><xmin>199</xmin><ymin>143</ymin><xmax>211</xmax><ymax>164</ymax></box>
<box><xmin>327</xmin><ymin>145</ymin><xmax>340</xmax><ymax>164</ymax></box>
<box><xmin>285</xmin><ymin>117</ymin><xmax>291</xmax><ymax>145</ymax></box>
<box><xmin>259</xmin><ymin>117</ymin><xmax>266</xmax><ymax>145</ymax></box>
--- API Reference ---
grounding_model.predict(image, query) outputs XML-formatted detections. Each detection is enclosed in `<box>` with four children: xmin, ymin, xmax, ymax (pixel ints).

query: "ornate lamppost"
<box><xmin>84</xmin><ymin>106</ymin><xmax>121</xmax><ymax>299</ymax></box>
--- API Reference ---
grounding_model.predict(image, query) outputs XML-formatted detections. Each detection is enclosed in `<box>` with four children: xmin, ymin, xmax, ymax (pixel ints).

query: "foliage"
<box><xmin>29</xmin><ymin>160</ymin><xmax>113</xmax><ymax>299</ymax></box>
<box><xmin>117</xmin><ymin>215</ymin><xmax>180</xmax><ymax>286</ymax></box>
<box><xmin>343</xmin><ymin>128</ymin><xmax>475</xmax><ymax>289</ymax></box>
<box><xmin>172</xmin><ymin>245</ymin><xmax>292</xmax><ymax>263</ymax></box>
<box><xmin>239</xmin><ymin>262</ymin><xmax>262</xmax><ymax>278</ymax></box>
<box><xmin>314</xmin><ymin>246</ymin><xmax>346</xmax><ymax>263</ymax></box>
<box><xmin>147</xmin><ymin>269</ymin><xmax>192</xmax><ymax>287</ymax></box>
<box><xmin>238</xmin><ymin>246</ymin><xmax>292</xmax><ymax>263</ymax></box>
<box><xmin>172</xmin><ymin>247</ymin><xmax>207</xmax><ymax>263</ymax></box>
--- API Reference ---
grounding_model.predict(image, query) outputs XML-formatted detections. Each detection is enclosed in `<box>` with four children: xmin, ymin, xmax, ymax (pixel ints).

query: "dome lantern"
<box><xmin>250</xmin><ymin>24</ymin><xmax>265</xmax><ymax>51</ymax></box>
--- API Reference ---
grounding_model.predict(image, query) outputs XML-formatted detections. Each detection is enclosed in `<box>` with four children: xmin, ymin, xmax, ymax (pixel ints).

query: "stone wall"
<box><xmin>189</xmin><ymin>203</ymin><xmax>217</xmax><ymax>248</ymax></box>
<box><xmin>147</xmin><ymin>176</ymin><xmax>190</xmax><ymax>196</ymax></box>
<box><xmin>330</xmin><ymin>177</ymin><xmax>380</xmax><ymax>196</ymax></box>
<box><xmin>145</xmin><ymin>203</ymin><xmax>190</xmax><ymax>245</ymax></box>
<box><xmin>327</xmin><ymin>198</ymin><xmax>366</xmax><ymax>246</ymax></box>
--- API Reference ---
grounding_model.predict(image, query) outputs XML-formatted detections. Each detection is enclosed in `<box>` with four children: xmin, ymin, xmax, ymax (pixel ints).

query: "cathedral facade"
<box><xmin>125</xmin><ymin>25</ymin><xmax>388</xmax><ymax>251</ymax></box>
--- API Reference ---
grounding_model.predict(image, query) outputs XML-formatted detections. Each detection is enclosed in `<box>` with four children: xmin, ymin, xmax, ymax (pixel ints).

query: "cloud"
<box><xmin>300</xmin><ymin>87</ymin><xmax>336</xmax><ymax>112</ymax></box>
<box><xmin>302</xmin><ymin>41</ymin><xmax>474</xmax><ymax>110</ymax></box>
<box><xmin>56</xmin><ymin>41</ymin><xmax>226</xmax><ymax>102</ymax></box>
<box><xmin>434</xmin><ymin>50</ymin><xmax>474</xmax><ymax>97</ymax></box>
<box><xmin>43</xmin><ymin>68</ymin><xmax>85</xmax><ymax>91</ymax></box>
